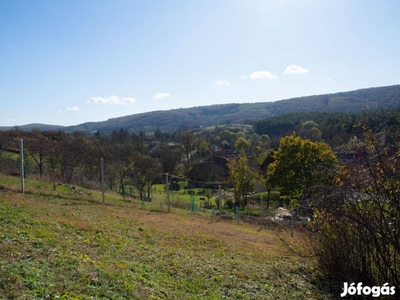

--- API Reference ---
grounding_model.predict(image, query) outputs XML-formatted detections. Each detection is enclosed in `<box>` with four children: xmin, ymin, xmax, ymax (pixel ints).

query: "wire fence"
<box><xmin>0</xmin><ymin>140</ymin><xmax>308</xmax><ymax>235</ymax></box>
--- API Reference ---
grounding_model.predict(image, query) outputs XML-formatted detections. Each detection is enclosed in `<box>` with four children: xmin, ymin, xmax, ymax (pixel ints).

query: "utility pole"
<box><xmin>101</xmin><ymin>158</ymin><xmax>105</xmax><ymax>204</ymax></box>
<box><xmin>20</xmin><ymin>139</ymin><xmax>24</xmax><ymax>193</ymax></box>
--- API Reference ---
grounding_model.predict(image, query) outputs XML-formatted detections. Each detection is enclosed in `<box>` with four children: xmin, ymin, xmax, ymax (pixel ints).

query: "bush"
<box><xmin>310</xmin><ymin>127</ymin><xmax>400</xmax><ymax>287</ymax></box>
<box><xmin>225</xmin><ymin>199</ymin><xmax>233</xmax><ymax>209</ymax></box>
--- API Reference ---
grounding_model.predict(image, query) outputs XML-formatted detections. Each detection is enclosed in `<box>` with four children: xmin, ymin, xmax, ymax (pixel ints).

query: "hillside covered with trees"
<box><xmin>2</xmin><ymin>84</ymin><xmax>399</xmax><ymax>133</ymax></box>
<box><xmin>67</xmin><ymin>84</ymin><xmax>400</xmax><ymax>132</ymax></box>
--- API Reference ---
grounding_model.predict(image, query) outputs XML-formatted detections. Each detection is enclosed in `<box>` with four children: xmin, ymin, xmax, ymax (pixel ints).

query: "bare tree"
<box><xmin>310</xmin><ymin>125</ymin><xmax>400</xmax><ymax>287</ymax></box>
<box><xmin>132</xmin><ymin>155</ymin><xmax>162</xmax><ymax>200</ymax></box>
<box><xmin>24</xmin><ymin>130</ymin><xmax>51</xmax><ymax>178</ymax></box>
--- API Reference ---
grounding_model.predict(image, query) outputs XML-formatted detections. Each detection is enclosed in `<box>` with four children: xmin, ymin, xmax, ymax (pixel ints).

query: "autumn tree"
<box><xmin>227</xmin><ymin>152</ymin><xmax>256</xmax><ymax>209</ymax></box>
<box><xmin>266</xmin><ymin>134</ymin><xmax>338</xmax><ymax>206</ymax></box>
<box><xmin>308</xmin><ymin>122</ymin><xmax>400</xmax><ymax>289</ymax></box>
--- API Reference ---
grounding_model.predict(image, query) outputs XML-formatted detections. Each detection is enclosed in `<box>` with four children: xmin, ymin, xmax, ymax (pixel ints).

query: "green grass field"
<box><xmin>0</xmin><ymin>175</ymin><xmax>334</xmax><ymax>299</ymax></box>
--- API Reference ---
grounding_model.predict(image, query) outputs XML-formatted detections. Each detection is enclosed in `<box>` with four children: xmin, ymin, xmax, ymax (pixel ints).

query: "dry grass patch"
<box><xmin>0</xmin><ymin>186</ymin><xmax>333</xmax><ymax>299</ymax></box>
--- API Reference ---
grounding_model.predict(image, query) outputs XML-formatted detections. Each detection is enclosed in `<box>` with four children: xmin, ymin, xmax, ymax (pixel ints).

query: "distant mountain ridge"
<box><xmin>68</xmin><ymin>85</ymin><xmax>400</xmax><ymax>132</ymax></box>
<box><xmin>3</xmin><ymin>85</ymin><xmax>400</xmax><ymax>132</ymax></box>
<box><xmin>0</xmin><ymin>123</ymin><xmax>66</xmax><ymax>132</ymax></box>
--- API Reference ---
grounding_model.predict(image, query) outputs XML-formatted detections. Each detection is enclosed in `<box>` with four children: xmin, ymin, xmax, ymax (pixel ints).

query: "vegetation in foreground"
<box><xmin>1</xmin><ymin>105</ymin><xmax>399</xmax><ymax>299</ymax></box>
<box><xmin>0</xmin><ymin>176</ymin><xmax>333</xmax><ymax>299</ymax></box>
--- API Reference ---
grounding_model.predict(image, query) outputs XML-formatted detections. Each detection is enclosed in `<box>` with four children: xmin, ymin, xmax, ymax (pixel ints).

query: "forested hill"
<box><xmin>67</xmin><ymin>85</ymin><xmax>400</xmax><ymax>132</ymax></box>
<box><xmin>2</xmin><ymin>85</ymin><xmax>399</xmax><ymax>133</ymax></box>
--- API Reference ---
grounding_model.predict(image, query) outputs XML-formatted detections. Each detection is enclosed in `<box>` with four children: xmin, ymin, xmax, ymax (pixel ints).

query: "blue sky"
<box><xmin>1</xmin><ymin>0</ymin><xmax>399</xmax><ymax>126</ymax></box>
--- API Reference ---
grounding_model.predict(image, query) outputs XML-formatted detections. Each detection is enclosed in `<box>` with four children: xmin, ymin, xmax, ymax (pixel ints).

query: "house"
<box><xmin>259</xmin><ymin>150</ymin><xmax>275</xmax><ymax>175</ymax></box>
<box><xmin>187</xmin><ymin>151</ymin><xmax>238</xmax><ymax>186</ymax></box>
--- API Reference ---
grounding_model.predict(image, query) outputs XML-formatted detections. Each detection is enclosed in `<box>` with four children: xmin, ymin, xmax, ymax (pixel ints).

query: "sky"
<box><xmin>1</xmin><ymin>0</ymin><xmax>400</xmax><ymax>127</ymax></box>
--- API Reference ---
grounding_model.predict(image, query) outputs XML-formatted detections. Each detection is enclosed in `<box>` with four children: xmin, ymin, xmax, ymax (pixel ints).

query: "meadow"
<box><xmin>0</xmin><ymin>175</ymin><xmax>333</xmax><ymax>299</ymax></box>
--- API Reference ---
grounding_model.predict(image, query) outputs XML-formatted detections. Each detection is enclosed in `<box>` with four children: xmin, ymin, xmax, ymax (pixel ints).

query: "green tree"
<box><xmin>180</xmin><ymin>130</ymin><xmax>195</xmax><ymax>168</ymax></box>
<box><xmin>300</xmin><ymin>120</ymin><xmax>322</xmax><ymax>141</ymax></box>
<box><xmin>195</xmin><ymin>136</ymin><xmax>211</xmax><ymax>159</ymax></box>
<box><xmin>227</xmin><ymin>153</ymin><xmax>256</xmax><ymax>209</ymax></box>
<box><xmin>220</xmin><ymin>130</ymin><xmax>236</xmax><ymax>149</ymax></box>
<box><xmin>154</xmin><ymin>127</ymin><xmax>163</xmax><ymax>140</ymax></box>
<box><xmin>235</xmin><ymin>137</ymin><xmax>250</xmax><ymax>152</ymax></box>
<box><xmin>260</xmin><ymin>134</ymin><xmax>271</xmax><ymax>149</ymax></box>
<box><xmin>266</xmin><ymin>134</ymin><xmax>337</xmax><ymax>206</ymax></box>
<box><xmin>236</xmin><ymin>131</ymin><xmax>246</xmax><ymax>139</ymax></box>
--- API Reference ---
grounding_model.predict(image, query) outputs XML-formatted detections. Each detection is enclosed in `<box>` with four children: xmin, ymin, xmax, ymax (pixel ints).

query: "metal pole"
<box><xmin>101</xmin><ymin>158</ymin><xmax>105</xmax><ymax>204</ymax></box>
<box><xmin>166</xmin><ymin>173</ymin><xmax>170</xmax><ymax>212</ymax></box>
<box><xmin>20</xmin><ymin>139</ymin><xmax>24</xmax><ymax>193</ymax></box>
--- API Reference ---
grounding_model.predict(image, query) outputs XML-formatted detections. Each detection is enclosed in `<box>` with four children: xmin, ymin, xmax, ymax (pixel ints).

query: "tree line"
<box><xmin>0</xmin><ymin>126</ymin><xmax>270</xmax><ymax>198</ymax></box>
<box><xmin>253</xmin><ymin>107</ymin><xmax>400</xmax><ymax>148</ymax></box>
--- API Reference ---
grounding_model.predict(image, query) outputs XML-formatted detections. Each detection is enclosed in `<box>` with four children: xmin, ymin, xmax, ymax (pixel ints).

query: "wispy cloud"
<box><xmin>153</xmin><ymin>93</ymin><xmax>172</xmax><ymax>100</ymax></box>
<box><xmin>87</xmin><ymin>95</ymin><xmax>136</xmax><ymax>105</ymax></box>
<box><xmin>66</xmin><ymin>106</ymin><xmax>80</xmax><ymax>112</ymax></box>
<box><xmin>284</xmin><ymin>65</ymin><xmax>309</xmax><ymax>75</ymax></box>
<box><xmin>213</xmin><ymin>80</ymin><xmax>231</xmax><ymax>86</ymax></box>
<box><xmin>249</xmin><ymin>71</ymin><xmax>278</xmax><ymax>80</ymax></box>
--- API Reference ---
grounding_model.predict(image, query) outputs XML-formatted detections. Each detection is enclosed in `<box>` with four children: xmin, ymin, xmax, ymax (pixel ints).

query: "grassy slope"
<box><xmin>0</xmin><ymin>176</ymin><xmax>332</xmax><ymax>299</ymax></box>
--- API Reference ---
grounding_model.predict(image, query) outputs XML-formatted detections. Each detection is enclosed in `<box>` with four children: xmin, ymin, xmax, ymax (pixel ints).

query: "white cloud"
<box><xmin>213</xmin><ymin>80</ymin><xmax>231</xmax><ymax>86</ymax></box>
<box><xmin>249</xmin><ymin>71</ymin><xmax>278</xmax><ymax>80</ymax></box>
<box><xmin>120</xmin><ymin>97</ymin><xmax>136</xmax><ymax>105</ymax></box>
<box><xmin>153</xmin><ymin>93</ymin><xmax>172</xmax><ymax>100</ymax></box>
<box><xmin>66</xmin><ymin>106</ymin><xmax>80</xmax><ymax>112</ymax></box>
<box><xmin>87</xmin><ymin>95</ymin><xmax>136</xmax><ymax>105</ymax></box>
<box><xmin>284</xmin><ymin>65</ymin><xmax>309</xmax><ymax>75</ymax></box>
